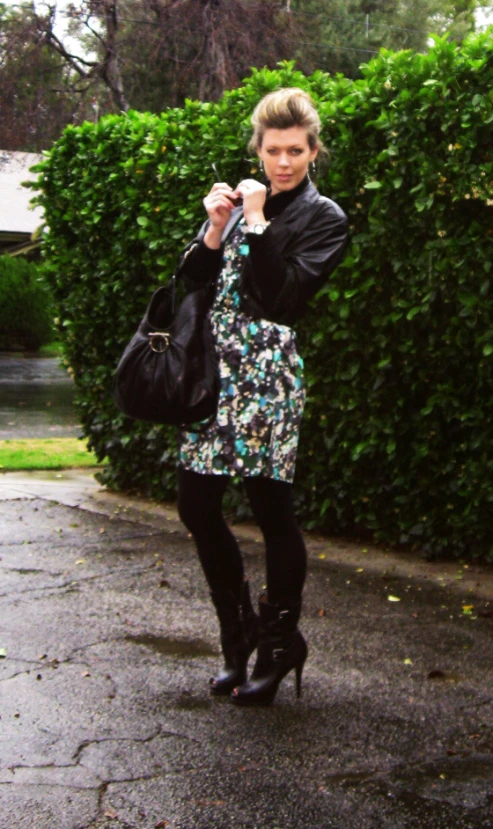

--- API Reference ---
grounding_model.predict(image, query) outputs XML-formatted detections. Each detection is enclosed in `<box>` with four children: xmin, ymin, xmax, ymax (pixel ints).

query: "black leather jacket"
<box><xmin>178</xmin><ymin>177</ymin><xmax>349</xmax><ymax>327</ymax></box>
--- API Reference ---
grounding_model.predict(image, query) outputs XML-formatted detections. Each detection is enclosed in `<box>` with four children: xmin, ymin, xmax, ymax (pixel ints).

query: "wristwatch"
<box><xmin>245</xmin><ymin>222</ymin><xmax>270</xmax><ymax>235</ymax></box>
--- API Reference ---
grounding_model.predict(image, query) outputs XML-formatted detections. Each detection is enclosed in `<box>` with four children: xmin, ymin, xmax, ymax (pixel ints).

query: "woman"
<box><xmin>177</xmin><ymin>88</ymin><xmax>348</xmax><ymax>706</ymax></box>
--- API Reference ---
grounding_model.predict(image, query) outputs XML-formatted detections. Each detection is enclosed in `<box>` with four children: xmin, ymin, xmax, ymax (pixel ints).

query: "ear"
<box><xmin>310</xmin><ymin>146</ymin><xmax>319</xmax><ymax>162</ymax></box>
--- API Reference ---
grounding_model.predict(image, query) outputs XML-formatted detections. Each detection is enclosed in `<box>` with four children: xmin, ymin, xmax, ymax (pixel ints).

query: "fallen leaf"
<box><xmin>154</xmin><ymin>821</ymin><xmax>170</xmax><ymax>828</ymax></box>
<box><xmin>318</xmin><ymin>554</ymin><xmax>326</xmax><ymax>560</ymax></box>
<box><xmin>76</xmin><ymin>559</ymin><xmax>86</xmax><ymax>565</ymax></box>
<box><xmin>0</xmin><ymin>648</ymin><xmax>6</xmax><ymax>658</ymax></box>
<box><xmin>388</xmin><ymin>595</ymin><xmax>401</xmax><ymax>602</ymax></box>
<box><xmin>159</xmin><ymin>579</ymin><xmax>170</xmax><ymax>588</ymax></box>
<box><xmin>403</xmin><ymin>658</ymin><xmax>413</xmax><ymax>665</ymax></box>
<box><xmin>104</xmin><ymin>808</ymin><xmax>118</xmax><ymax>819</ymax></box>
<box><xmin>81</xmin><ymin>671</ymin><xmax>91</xmax><ymax>677</ymax></box>
<box><xmin>99</xmin><ymin>527</ymin><xmax>106</xmax><ymax>534</ymax></box>
<box><xmin>318</xmin><ymin>609</ymin><xmax>326</xmax><ymax>617</ymax></box>
<box><xmin>356</xmin><ymin>567</ymin><xmax>364</xmax><ymax>573</ymax></box>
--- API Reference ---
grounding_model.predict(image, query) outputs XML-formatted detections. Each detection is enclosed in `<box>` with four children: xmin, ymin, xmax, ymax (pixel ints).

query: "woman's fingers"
<box><xmin>203</xmin><ymin>187</ymin><xmax>236</xmax><ymax>229</ymax></box>
<box><xmin>207</xmin><ymin>182</ymin><xmax>234</xmax><ymax>199</ymax></box>
<box><xmin>235</xmin><ymin>179</ymin><xmax>266</xmax><ymax>197</ymax></box>
<box><xmin>235</xmin><ymin>178</ymin><xmax>267</xmax><ymax>220</ymax></box>
<box><xmin>204</xmin><ymin>194</ymin><xmax>234</xmax><ymax>213</ymax></box>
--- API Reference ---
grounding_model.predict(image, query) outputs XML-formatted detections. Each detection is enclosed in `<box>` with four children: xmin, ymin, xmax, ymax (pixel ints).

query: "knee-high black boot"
<box><xmin>230</xmin><ymin>595</ymin><xmax>307</xmax><ymax>706</ymax></box>
<box><xmin>209</xmin><ymin>580</ymin><xmax>259</xmax><ymax>696</ymax></box>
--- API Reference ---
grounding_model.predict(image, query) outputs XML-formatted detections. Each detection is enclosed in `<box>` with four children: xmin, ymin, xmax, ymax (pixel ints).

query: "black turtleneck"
<box><xmin>263</xmin><ymin>174</ymin><xmax>310</xmax><ymax>221</ymax></box>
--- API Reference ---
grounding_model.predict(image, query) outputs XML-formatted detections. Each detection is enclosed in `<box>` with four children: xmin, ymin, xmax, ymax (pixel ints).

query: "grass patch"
<box><xmin>37</xmin><ymin>341</ymin><xmax>64</xmax><ymax>357</ymax></box>
<box><xmin>0</xmin><ymin>438</ymin><xmax>106</xmax><ymax>471</ymax></box>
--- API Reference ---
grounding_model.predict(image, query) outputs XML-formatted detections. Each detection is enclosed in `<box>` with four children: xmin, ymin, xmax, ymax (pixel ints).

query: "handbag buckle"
<box><xmin>148</xmin><ymin>332</ymin><xmax>170</xmax><ymax>353</ymax></box>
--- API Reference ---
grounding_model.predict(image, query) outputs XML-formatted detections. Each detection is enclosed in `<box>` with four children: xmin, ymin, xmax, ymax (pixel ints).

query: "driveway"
<box><xmin>0</xmin><ymin>471</ymin><xmax>492</xmax><ymax>828</ymax></box>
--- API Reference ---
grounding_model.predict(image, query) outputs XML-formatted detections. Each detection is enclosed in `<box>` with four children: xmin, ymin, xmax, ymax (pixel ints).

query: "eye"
<box><xmin>291</xmin><ymin>148</ymin><xmax>303</xmax><ymax>155</ymax></box>
<box><xmin>266</xmin><ymin>148</ymin><xmax>277</xmax><ymax>155</ymax></box>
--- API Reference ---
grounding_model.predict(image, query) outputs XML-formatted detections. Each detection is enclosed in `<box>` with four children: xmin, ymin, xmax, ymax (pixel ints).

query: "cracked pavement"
<box><xmin>0</xmin><ymin>473</ymin><xmax>492</xmax><ymax>828</ymax></box>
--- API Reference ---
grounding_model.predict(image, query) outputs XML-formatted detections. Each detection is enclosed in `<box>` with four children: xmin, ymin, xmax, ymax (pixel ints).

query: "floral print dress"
<box><xmin>179</xmin><ymin>219</ymin><xmax>306</xmax><ymax>483</ymax></box>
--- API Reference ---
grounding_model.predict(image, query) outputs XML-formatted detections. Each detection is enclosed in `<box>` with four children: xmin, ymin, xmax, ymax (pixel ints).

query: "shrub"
<box><xmin>0</xmin><ymin>255</ymin><xmax>54</xmax><ymax>350</ymax></box>
<box><xmin>32</xmin><ymin>32</ymin><xmax>493</xmax><ymax>560</ymax></box>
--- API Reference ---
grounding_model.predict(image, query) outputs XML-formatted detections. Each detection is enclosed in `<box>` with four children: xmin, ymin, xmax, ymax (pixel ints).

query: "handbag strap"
<box><xmin>173</xmin><ymin>239</ymin><xmax>217</xmax><ymax>434</ymax></box>
<box><xmin>171</xmin><ymin>240</ymin><xmax>200</xmax><ymax>314</ymax></box>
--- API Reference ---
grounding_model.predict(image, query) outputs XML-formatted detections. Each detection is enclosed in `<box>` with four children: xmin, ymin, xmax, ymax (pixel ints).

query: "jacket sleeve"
<box><xmin>244</xmin><ymin>201</ymin><xmax>349</xmax><ymax>320</ymax></box>
<box><xmin>177</xmin><ymin>220</ymin><xmax>223</xmax><ymax>289</ymax></box>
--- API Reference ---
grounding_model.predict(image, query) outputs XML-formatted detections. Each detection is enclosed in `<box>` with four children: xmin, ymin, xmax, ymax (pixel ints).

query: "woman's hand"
<box><xmin>236</xmin><ymin>179</ymin><xmax>267</xmax><ymax>226</ymax></box>
<box><xmin>203</xmin><ymin>182</ymin><xmax>237</xmax><ymax>250</ymax></box>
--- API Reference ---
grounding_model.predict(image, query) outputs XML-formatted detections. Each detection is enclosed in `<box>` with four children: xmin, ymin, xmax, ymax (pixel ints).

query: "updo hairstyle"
<box><xmin>248</xmin><ymin>87</ymin><xmax>322</xmax><ymax>153</ymax></box>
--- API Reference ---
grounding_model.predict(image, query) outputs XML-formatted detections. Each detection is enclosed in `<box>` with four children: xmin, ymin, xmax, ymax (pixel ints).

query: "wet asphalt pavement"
<box><xmin>1</xmin><ymin>471</ymin><xmax>492</xmax><ymax>828</ymax></box>
<box><xmin>0</xmin><ymin>355</ymin><xmax>79</xmax><ymax>439</ymax></box>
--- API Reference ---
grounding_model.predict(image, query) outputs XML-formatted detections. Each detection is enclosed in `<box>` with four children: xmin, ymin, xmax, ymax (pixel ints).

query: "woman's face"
<box><xmin>257</xmin><ymin>126</ymin><xmax>318</xmax><ymax>196</ymax></box>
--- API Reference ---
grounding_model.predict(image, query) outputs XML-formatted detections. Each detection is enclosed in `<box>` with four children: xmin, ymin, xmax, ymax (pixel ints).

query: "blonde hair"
<box><xmin>248</xmin><ymin>87</ymin><xmax>322</xmax><ymax>153</ymax></box>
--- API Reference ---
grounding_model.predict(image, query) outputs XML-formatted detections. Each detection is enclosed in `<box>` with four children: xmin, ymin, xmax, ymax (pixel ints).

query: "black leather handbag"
<box><xmin>113</xmin><ymin>272</ymin><xmax>219</xmax><ymax>427</ymax></box>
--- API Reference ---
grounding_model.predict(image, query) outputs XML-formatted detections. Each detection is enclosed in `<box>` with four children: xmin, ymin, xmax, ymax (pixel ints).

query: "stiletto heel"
<box><xmin>295</xmin><ymin>660</ymin><xmax>304</xmax><ymax>699</ymax></box>
<box><xmin>231</xmin><ymin>595</ymin><xmax>307</xmax><ymax>707</ymax></box>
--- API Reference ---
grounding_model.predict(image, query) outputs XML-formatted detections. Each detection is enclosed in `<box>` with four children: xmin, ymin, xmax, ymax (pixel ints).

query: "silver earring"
<box><xmin>259</xmin><ymin>159</ymin><xmax>264</xmax><ymax>174</ymax></box>
<box><xmin>310</xmin><ymin>160</ymin><xmax>316</xmax><ymax>176</ymax></box>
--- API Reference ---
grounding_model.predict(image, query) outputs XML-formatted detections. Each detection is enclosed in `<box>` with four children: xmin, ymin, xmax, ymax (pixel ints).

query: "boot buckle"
<box><xmin>272</xmin><ymin>647</ymin><xmax>284</xmax><ymax>662</ymax></box>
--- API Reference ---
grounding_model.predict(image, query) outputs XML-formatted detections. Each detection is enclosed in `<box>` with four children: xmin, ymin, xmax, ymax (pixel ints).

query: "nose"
<box><xmin>278</xmin><ymin>153</ymin><xmax>290</xmax><ymax>167</ymax></box>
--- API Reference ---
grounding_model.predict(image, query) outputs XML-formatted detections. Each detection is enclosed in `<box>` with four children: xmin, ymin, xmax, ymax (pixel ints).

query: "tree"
<box><xmin>287</xmin><ymin>0</ymin><xmax>491</xmax><ymax>78</ymax></box>
<box><xmin>37</xmin><ymin>1</ymin><xmax>129</xmax><ymax>111</ymax></box>
<box><xmin>0</xmin><ymin>2</ymin><xmax>90</xmax><ymax>151</ymax></box>
<box><xmin>38</xmin><ymin>0</ymin><xmax>296</xmax><ymax>110</ymax></box>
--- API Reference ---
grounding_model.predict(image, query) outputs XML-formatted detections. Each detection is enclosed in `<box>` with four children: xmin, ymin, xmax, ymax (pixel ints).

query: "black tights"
<box><xmin>177</xmin><ymin>467</ymin><xmax>307</xmax><ymax>604</ymax></box>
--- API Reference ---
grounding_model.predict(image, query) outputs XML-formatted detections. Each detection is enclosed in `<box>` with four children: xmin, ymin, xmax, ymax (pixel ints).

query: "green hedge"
<box><xmin>32</xmin><ymin>32</ymin><xmax>493</xmax><ymax>560</ymax></box>
<box><xmin>0</xmin><ymin>255</ymin><xmax>54</xmax><ymax>350</ymax></box>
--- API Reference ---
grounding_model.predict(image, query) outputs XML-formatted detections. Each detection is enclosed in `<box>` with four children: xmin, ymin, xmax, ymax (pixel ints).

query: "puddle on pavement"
<box><xmin>324</xmin><ymin>770</ymin><xmax>376</xmax><ymax>786</ymax></box>
<box><xmin>339</xmin><ymin>755</ymin><xmax>493</xmax><ymax>817</ymax></box>
<box><xmin>125</xmin><ymin>633</ymin><xmax>217</xmax><ymax>658</ymax></box>
<box><xmin>393</xmin><ymin>755</ymin><xmax>493</xmax><ymax>787</ymax></box>
<box><xmin>0</xmin><ymin>355</ymin><xmax>79</xmax><ymax>439</ymax></box>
